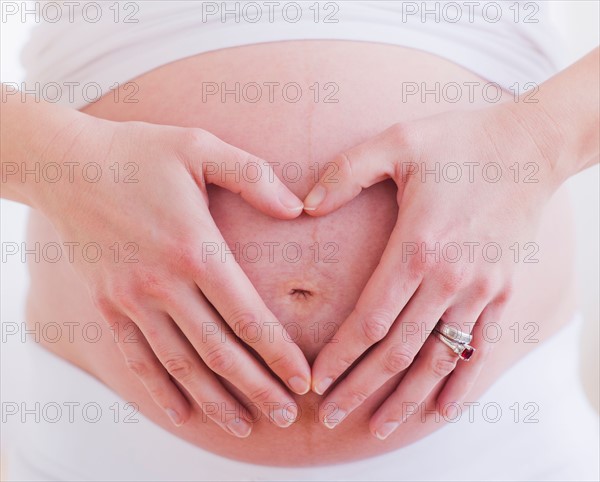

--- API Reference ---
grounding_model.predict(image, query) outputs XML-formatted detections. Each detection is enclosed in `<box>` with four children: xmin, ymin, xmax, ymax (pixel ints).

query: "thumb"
<box><xmin>190</xmin><ymin>131</ymin><xmax>304</xmax><ymax>219</ymax></box>
<box><xmin>303</xmin><ymin>123</ymin><xmax>410</xmax><ymax>215</ymax></box>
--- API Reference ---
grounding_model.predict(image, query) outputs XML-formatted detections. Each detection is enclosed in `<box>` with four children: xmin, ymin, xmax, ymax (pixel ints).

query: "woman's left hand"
<box><xmin>303</xmin><ymin>104</ymin><xmax>562</xmax><ymax>439</ymax></box>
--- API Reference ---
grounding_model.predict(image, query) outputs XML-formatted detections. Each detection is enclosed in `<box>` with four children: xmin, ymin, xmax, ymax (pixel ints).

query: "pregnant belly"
<box><xmin>26</xmin><ymin>41</ymin><xmax>577</xmax><ymax>466</ymax></box>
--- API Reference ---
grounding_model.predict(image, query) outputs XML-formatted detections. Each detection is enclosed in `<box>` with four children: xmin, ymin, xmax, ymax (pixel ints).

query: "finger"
<box><xmin>437</xmin><ymin>294</ymin><xmax>510</xmax><ymax>411</ymax></box>
<box><xmin>128</xmin><ymin>308</ymin><xmax>255</xmax><ymax>438</ymax></box>
<box><xmin>369</xmin><ymin>299</ymin><xmax>486</xmax><ymax>440</ymax></box>
<box><xmin>311</xmin><ymin>216</ymin><xmax>423</xmax><ymax>395</ymax></box>
<box><xmin>317</xmin><ymin>283</ymin><xmax>448</xmax><ymax>428</ymax></box>
<box><xmin>104</xmin><ymin>313</ymin><xmax>191</xmax><ymax>428</ymax></box>
<box><xmin>303</xmin><ymin>123</ymin><xmax>408</xmax><ymax>214</ymax></box>
<box><xmin>193</xmin><ymin>222</ymin><xmax>312</xmax><ymax>395</ymax></box>
<box><xmin>185</xmin><ymin>130</ymin><xmax>304</xmax><ymax>218</ymax></box>
<box><xmin>167</xmin><ymin>287</ymin><xmax>300</xmax><ymax>428</ymax></box>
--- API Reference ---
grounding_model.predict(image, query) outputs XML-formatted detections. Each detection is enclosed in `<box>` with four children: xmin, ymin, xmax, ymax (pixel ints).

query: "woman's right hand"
<box><xmin>28</xmin><ymin>115</ymin><xmax>311</xmax><ymax>437</ymax></box>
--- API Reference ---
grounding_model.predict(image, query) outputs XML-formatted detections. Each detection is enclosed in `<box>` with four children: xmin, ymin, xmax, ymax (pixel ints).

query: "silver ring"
<box><xmin>435</xmin><ymin>320</ymin><xmax>473</xmax><ymax>344</ymax></box>
<box><xmin>434</xmin><ymin>331</ymin><xmax>475</xmax><ymax>361</ymax></box>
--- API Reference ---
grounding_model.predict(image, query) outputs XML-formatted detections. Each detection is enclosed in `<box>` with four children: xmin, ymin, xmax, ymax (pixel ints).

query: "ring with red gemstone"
<box><xmin>434</xmin><ymin>330</ymin><xmax>476</xmax><ymax>361</ymax></box>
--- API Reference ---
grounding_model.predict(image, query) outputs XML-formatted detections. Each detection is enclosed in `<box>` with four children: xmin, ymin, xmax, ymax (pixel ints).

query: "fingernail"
<box><xmin>313</xmin><ymin>377</ymin><xmax>333</xmax><ymax>395</ymax></box>
<box><xmin>288</xmin><ymin>376</ymin><xmax>310</xmax><ymax>395</ymax></box>
<box><xmin>166</xmin><ymin>408</ymin><xmax>182</xmax><ymax>427</ymax></box>
<box><xmin>272</xmin><ymin>406</ymin><xmax>297</xmax><ymax>428</ymax></box>
<box><xmin>226</xmin><ymin>418</ymin><xmax>252</xmax><ymax>438</ymax></box>
<box><xmin>324</xmin><ymin>409</ymin><xmax>347</xmax><ymax>429</ymax></box>
<box><xmin>375</xmin><ymin>422</ymin><xmax>399</xmax><ymax>440</ymax></box>
<box><xmin>279</xmin><ymin>188</ymin><xmax>304</xmax><ymax>212</ymax></box>
<box><xmin>303</xmin><ymin>185</ymin><xmax>326</xmax><ymax>211</ymax></box>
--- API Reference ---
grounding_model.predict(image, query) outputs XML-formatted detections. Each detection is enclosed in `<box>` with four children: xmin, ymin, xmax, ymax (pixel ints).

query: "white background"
<box><xmin>1</xmin><ymin>0</ymin><xmax>599</xmax><ymax>466</ymax></box>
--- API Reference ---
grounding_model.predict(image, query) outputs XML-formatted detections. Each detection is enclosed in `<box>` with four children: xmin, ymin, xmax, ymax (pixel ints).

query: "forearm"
<box><xmin>1</xmin><ymin>83</ymin><xmax>91</xmax><ymax>206</ymax></box>
<box><xmin>505</xmin><ymin>47</ymin><xmax>599</xmax><ymax>185</ymax></box>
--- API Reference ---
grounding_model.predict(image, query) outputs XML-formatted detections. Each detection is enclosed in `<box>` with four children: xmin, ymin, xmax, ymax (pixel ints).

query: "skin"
<box><xmin>2</xmin><ymin>80</ymin><xmax>313</xmax><ymax>437</ymax></box>
<box><xmin>1</xmin><ymin>41</ymin><xmax>592</xmax><ymax>465</ymax></box>
<box><xmin>306</xmin><ymin>47</ymin><xmax>600</xmax><ymax>439</ymax></box>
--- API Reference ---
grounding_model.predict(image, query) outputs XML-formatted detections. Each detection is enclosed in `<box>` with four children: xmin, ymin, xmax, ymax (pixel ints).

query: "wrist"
<box><xmin>495</xmin><ymin>101</ymin><xmax>568</xmax><ymax>193</ymax></box>
<box><xmin>25</xmin><ymin>110</ymin><xmax>113</xmax><ymax>214</ymax></box>
<box><xmin>1</xmin><ymin>96</ymin><xmax>94</xmax><ymax>208</ymax></box>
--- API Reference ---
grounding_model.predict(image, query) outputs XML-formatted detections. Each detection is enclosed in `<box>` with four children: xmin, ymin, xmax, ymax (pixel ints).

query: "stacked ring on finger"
<box><xmin>436</xmin><ymin>321</ymin><xmax>473</xmax><ymax>344</ymax></box>
<box><xmin>433</xmin><ymin>321</ymin><xmax>476</xmax><ymax>361</ymax></box>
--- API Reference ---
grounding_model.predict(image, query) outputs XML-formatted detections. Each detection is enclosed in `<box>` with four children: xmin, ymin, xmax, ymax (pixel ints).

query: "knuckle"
<box><xmin>142</xmin><ymin>323</ymin><xmax>161</xmax><ymax>342</ymax></box>
<box><xmin>381</xmin><ymin>344</ymin><xmax>413</xmax><ymax>374</ymax></box>
<box><xmin>156</xmin><ymin>286</ymin><xmax>177</xmax><ymax>307</ymax></box>
<box><xmin>473</xmin><ymin>278</ymin><xmax>494</xmax><ymax>300</ymax></box>
<box><xmin>182</xmin><ymin>127</ymin><xmax>210</xmax><ymax>148</ymax></box>
<box><xmin>229</xmin><ymin>310</ymin><xmax>261</xmax><ymax>337</ymax></box>
<box><xmin>125</xmin><ymin>358</ymin><xmax>151</xmax><ymax>379</ymax></box>
<box><xmin>430</xmin><ymin>356</ymin><xmax>458</xmax><ymax>379</ymax></box>
<box><xmin>438</xmin><ymin>266</ymin><xmax>466</xmax><ymax>297</ymax></box>
<box><xmin>190</xmin><ymin>259</ymin><xmax>208</xmax><ymax>280</ymax></box>
<box><xmin>249</xmin><ymin>385</ymin><xmax>276</xmax><ymax>405</ymax></box>
<box><xmin>265</xmin><ymin>351</ymin><xmax>292</xmax><ymax>372</ymax></box>
<box><xmin>138</xmin><ymin>273</ymin><xmax>173</xmax><ymax>301</ymax></box>
<box><xmin>337</xmin><ymin>151</ymin><xmax>351</xmax><ymax>172</ymax></box>
<box><xmin>164</xmin><ymin>355</ymin><xmax>194</xmax><ymax>381</ymax></box>
<box><xmin>171</xmin><ymin>241</ymin><xmax>203</xmax><ymax>275</ymax></box>
<box><xmin>110</xmin><ymin>284</ymin><xmax>139</xmax><ymax>314</ymax></box>
<box><xmin>203</xmin><ymin>346</ymin><xmax>236</xmax><ymax>375</ymax></box>
<box><xmin>334</xmin><ymin>152</ymin><xmax>362</xmax><ymax>196</ymax></box>
<box><xmin>389</xmin><ymin>121</ymin><xmax>410</xmax><ymax>146</ymax></box>
<box><xmin>336</xmin><ymin>353</ymin><xmax>357</xmax><ymax>371</ymax></box>
<box><xmin>236</xmin><ymin>152</ymin><xmax>259</xmax><ymax>170</ymax></box>
<box><xmin>406</xmin><ymin>252</ymin><xmax>428</xmax><ymax>280</ymax></box>
<box><xmin>403</xmin><ymin>257</ymin><xmax>426</xmax><ymax>284</ymax></box>
<box><xmin>360</xmin><ymin>313</ymin><xmax>391</xmax><ymax>344</ymax></box>
<box><xmin>346</xmin><ymin>387</ymin><xmax>369</xmax><ymax>405</ymax></box>
<box><xmin>147</xmin><ymin>384</ymin><xmax>167</xmax><ymax>403</ymax></box>
<box><xmin>389</xmin><ymin>122</ymin><xmax>420</xmax><ymax>167</ymax></box>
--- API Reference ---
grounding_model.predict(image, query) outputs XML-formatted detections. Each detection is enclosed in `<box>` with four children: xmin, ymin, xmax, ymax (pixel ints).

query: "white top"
<box><xmin>20</xmin><ymin>1</ymin><xmax>565</xmax><ymax>109</ymax></box>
